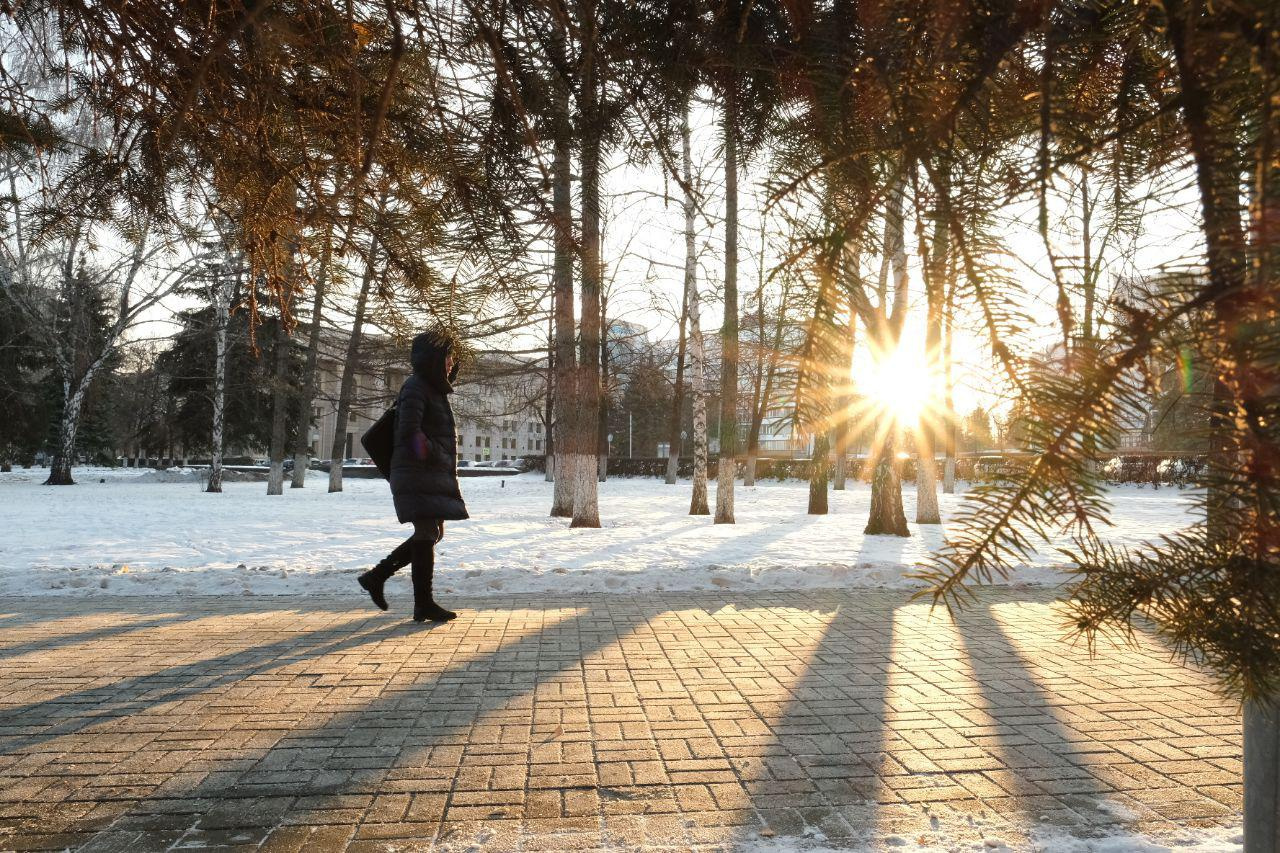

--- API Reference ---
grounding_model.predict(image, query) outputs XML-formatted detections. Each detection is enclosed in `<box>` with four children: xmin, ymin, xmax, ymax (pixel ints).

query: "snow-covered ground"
<box><xmin>0</xmin><ymin>466</ymin><xmax>1199</xmax><ymax>598</ymax></box>
<box><xmin>747</xmin><ymin>823</ymin><xmax>1244</xmax><ymax>852</ymax></box>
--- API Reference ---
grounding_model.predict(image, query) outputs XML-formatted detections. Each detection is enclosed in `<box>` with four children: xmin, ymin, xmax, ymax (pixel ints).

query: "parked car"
<box><xmin>973</xmin><ymin>455</ymin><xmax>1005</xmax><ymax>481</ymax></box>
<box><xmin>473</xmin><ymin>459</ymin><xmax>522</xmax><ymax>472</ymax></box>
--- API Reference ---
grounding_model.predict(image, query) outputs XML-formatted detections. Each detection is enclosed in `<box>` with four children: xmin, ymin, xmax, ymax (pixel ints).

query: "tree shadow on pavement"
<box><xmin>0</xmin><ymin>598</ymin><xmax>659</xmax><ymax>850</ymax></box>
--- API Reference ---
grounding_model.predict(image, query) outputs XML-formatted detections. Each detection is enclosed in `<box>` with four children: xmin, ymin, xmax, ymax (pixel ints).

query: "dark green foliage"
<box><xmin>0</xmin><ymin>285</ymin><xmax>52</xmax><ymax>464</ymax></box>
<box><xmin>613</xmin><ymin>359</ymin><xmax>676</xmax><ymax>459</ymax></box>
<box><xmin>156</xmin><ymin>305</ymin><xmax>300</xmax><ymax>456</ymax></box>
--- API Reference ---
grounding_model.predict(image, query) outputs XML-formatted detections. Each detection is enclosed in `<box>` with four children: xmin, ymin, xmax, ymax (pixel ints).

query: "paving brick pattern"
<box><xmin>0</xmin><ymin>590</ymin><xmax>1241</xmax><ymax>851</ymax></box>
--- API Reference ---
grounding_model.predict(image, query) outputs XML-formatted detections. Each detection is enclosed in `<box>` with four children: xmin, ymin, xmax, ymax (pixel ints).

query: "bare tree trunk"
<box><xmin>328</xmin><ymin>232</ymin><xmax>379</xmax><ymax>493</ymax></box>
<box><xmin>207</xmin><ymin>271</ymin><xmax>230</xmax><ymax>494</ymax></box>
<box><xmin>545</xmin><ymin>311</ymin><xmax>556</xmax><ymax>483</ymax></box>
<box><xmin>682</xmin><ymin>110</ymin><xmax>710</xmax><ymax>516</ymax></box>
<box><xmin>943</xmin><ymin>250</ymin><xmax>957</xmax><ymax>493</ymax></box>
<box><xmin>1165</xmin><ymin>4</ymin><xmax>1272</xmax><ymax>846</ymax></box>
<box><xmin>743</xmin><ymin>223</ymin><xmax>767</xmax><ymax>488</ymax></box>
<box><xmin>46</xmin><ymin>340</ymin><xmax>113</xmax><ymax>485</ymax></box>
<box><xmin>571</xmin><ymin>18</ymin><xmax>602</xmax><ymax>529</ymax></box>
<box><xmin>808</xmin><ymin>431</ymin><xmax>830</xmax><ymax>514</ymax></box>
<box><xmin>665</xmin><ymin>281</ymin><xmax>689</xmax><ymax>485</ymax></box>
<box><xmin>833</xmin><ymin>306</ymin><xmax>857</xmax><ymax>491</ymax></box>
<box><xmin>715</xmin><ymin>88</ymin><xmax>740</xmax><ymax>525</ymax></box>
<box><xmin>597</xmin><ymin>292</ymin><xmax>608</xmax><ymax>482</ymax></box>
<box><xmin>915</xmin><ymin>179</ymin><xmax>947</xmax><ymax>524</ymax></box>
<box><xmin>865</xmin><ymin>427</ymin><xmax>908</xmax><ymax>535</ymax></box>
<box><xmin>864</xmin><ymin>177</ymin><xmax>910</xmax><ymax>536</ymax></box>
<box><xmin>1245</xmin><ymin>700</ymin><xmax>1280</xmax><ymax>853</ymax></box>
<box><xmin>291</xmin><ymin>238</ymin><xmax>332</xmax><ymax>488</ymax></box>
<box><xmin>45</xmin><ymin>237</ymin><xmax>100</xmax><ymax>486</ymax></box>
<box><xmin>46</xmin><ymin>375</ymin><xmax>93</xmax><ymax>485</ymax></box>
<box><xmin>266</xmin><ymin>316</ymin><xmax>292</xmax><ymax>496</ymax></box>
<box><xmin>743</xmin><ymin>381</ymin><xmax>760</xmax><ymax>487</ymax></box>
<box><xmin>915</xmin><ymin>424</ymin><xmax>940</xmax><ymax>523</ymax></box>
<box><xmin>550</xmin><ymin>78</ymin><xmax>577</xmax><ymax>517</ymax></box>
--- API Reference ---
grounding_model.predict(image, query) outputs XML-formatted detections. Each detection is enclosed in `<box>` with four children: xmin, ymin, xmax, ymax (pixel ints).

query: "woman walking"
<box><xmin>359</xmin><ymin>329</ymin><xmax>468</xmax><ymax>621</ymax></box>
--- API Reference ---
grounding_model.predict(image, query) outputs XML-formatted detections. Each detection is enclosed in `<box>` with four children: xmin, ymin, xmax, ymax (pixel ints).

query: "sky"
<box><xmin>63</xmin><ymin>94</ymin><xmax>1207</xmax><ymax>423</ymax></box>
<box><xmin>578</xmin><ymin>101</ymin><xmax>1206</xmax><ymax>418</ymax></box>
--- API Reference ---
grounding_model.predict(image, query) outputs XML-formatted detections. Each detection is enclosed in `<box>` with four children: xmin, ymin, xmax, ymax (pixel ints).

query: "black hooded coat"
<box><xmin>390</xmin><ymin>332</ymin><xmax>470</xmax><ymax>524</ymax></box>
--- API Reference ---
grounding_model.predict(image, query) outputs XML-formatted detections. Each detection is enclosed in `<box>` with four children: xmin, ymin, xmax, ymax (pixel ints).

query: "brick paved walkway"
<box><xmin>0</xmin><ymin>591</ymin><xmax>1241</xmax><ymax>851</ymax></box>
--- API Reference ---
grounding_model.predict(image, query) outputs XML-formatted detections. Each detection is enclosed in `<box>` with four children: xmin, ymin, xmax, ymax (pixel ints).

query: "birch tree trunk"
<box><xmin>47</xmin><ymin>298</ymin><xmax>119</xmax><ymax>484</ymax></box>
<box><xmin>715</xmin><ymin>88</ymin><xmax>740</xmax><ymax>525</ymax></box>
<box><xmin>665</xmin><ymin>282</ymin><xmax>689</xmax><ymax>485</ymax></box>
<box><xmin>744</xmin><ymin>228</ymin><xmax>766</xmax><ymax>489</ymax></box>
<box><xmin>915</xmin><ymin>186</ymin><xmax>947</xmax><ymax>524</ymax></box>
<box><xmin>682</xmin><ymin>110</ymin><xmax>710</xmax><ymax>516</ymax></box>
<box><xmin>328</xmin><ymin>232</ymin><xmax>379</xmax><ymax>493</ymax></box>
<box><xmin>206</xmin><ymin>272</ymin><xmax>231</xmax><ymax>494</ymax></box>
<box><xmin>45</xmin><ymin>370</ymin><xmax>100</xmax><ymax>485</ymax></box>
<box><xmin>549</xmin><ymin>76</ymin><xmax>577</xmax><ymax>517</ymax></box>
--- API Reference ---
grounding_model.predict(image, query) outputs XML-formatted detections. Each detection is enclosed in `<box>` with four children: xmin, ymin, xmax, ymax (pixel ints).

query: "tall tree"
<box><xmin>265</xmin><ymin>299</ymin><xmax>297</xmax><ymax>496</ymax></box>
<box><xmin>568</xmin><ymin>0</ymin><xmax>604</xmax><ymax>528</ymax></box>
<box><xmin>206</xmin><ymin>257</ymin><xmax>236</xmax><ymax>493</ymax></box>
<box><xmin>795</xmin><ymin>234</ymin><xmax>843</xmax><ymax>516</ymax></box>
<box><xmin>291</xmin><ymin>235</ymin><xmax>334</xmax><ymax>488</ymax></box>
<box><xmin>328</xmin><ymin>230</ymin><xmax>381</xmax><ymax>493</ymax></box>
<box><xmin>853</xmin><ymin>176</ymin><xmax>911</xmax><ymax>536</ymax></box>
<box><xmin>914</xmin><ymin>170</ymin><xmax>949</xmax><ymax>525</ymax></box>
<box><xmin>681</xmin><ymin>109</ymin><xmax>711</xmax><ymax>516</ymax></box>
<box><xmin>548</xmin><ymin>21</ymin><xmax>579</xmax><ymax>518</ymax></box>
<box><xmin>743</xmin><ymin>228</ymin><xmax>791</xmax><ymax>489</ymax></box>
<box><xmin>664</xmin><ymin>278</ymin><xmax>690</xmax><ymax>485</ymax></box>
<box><xmin>715</xmin><ymin>88</ymin><xmax>741</xmax><ymax>523</ymax></box>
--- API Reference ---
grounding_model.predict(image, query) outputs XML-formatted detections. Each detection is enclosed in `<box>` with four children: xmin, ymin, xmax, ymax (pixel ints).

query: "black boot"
<box><xmin>411</xmin><ymin>539</ymin><xmax>456</xmax><ymax>622</ymax></box>
<box><xmin>358</xmin><ymin>539</ymin><xmax>412</xmax><ymax>611</ymax></box>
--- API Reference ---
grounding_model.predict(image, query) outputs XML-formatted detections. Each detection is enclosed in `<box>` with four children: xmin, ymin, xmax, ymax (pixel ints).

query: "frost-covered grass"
<box><xmin>0</xmin><ymin>465</ymin><xmax>1199</xmax><ymax>598</ymax></box>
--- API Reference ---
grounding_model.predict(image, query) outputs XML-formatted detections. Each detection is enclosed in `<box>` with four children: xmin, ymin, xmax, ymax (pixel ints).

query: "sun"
<box><xmin>859</xmin><ymin>348</ymin><xmax>934</xmax><ymax>428</ymax></box>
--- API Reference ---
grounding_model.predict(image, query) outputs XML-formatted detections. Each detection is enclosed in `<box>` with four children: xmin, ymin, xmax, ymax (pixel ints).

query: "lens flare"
<box><xmin>859</xmin><ymin>349</ymin><xmax>933</xmax><ymax>428</ymax></box>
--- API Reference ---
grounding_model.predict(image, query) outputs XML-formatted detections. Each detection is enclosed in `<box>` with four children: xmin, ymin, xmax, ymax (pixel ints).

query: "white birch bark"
<box><xmin>681</xmin><ymin>108</ymin><xmax>709</xmax><ymax>515</ymax></box>
<box><xmin>207</xmin><ymin>272</ymin><xmax>230</xmax><ymax>493</ymax></box>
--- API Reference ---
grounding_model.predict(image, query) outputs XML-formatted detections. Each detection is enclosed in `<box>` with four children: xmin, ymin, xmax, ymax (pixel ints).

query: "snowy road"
<box><xmin>0</xmin><ymin>467</ymin><xmax>1199</xmax><ymax>598</ymax></box>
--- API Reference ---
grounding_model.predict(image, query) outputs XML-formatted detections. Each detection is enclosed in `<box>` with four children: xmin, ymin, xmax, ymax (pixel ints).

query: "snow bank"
<box><xmin>0</xmin><ymin>468</ymin><xmax>1199</xmax><ymax>598</ymax></box>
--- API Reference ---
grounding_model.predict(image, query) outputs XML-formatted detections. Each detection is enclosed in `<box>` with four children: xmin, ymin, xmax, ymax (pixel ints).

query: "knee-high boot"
<box><xmin>357</xmin><ymin>539</ymin><xmax>412</xmax><ymax>611</ymax></box>
<box><xmin>411</xmin><ymin>539</ymin><xmax>456</xmax><ymax>622</ymax></box>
